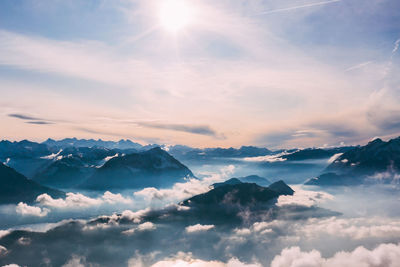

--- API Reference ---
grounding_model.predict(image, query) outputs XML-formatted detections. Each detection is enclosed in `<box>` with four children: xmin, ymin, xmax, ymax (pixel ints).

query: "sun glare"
<box><xmin>159</xmin><ymin>0</ymin><xmax>195</xmax><ymax>32</ymax></box>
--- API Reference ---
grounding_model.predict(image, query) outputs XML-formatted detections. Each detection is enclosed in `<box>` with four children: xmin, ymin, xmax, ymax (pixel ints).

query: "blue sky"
<box><xmin>0</xmin><ymin>0</ymin><xmax>399</xmax><ymax>148</ymax></box>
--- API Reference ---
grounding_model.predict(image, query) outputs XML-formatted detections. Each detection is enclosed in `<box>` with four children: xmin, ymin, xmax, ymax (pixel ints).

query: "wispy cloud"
<box><xmin>0</xmin><ymin>0</ymin><xmax>397</xmax><ymax>147</ymax></box>
<box><xmin>8</xmin><ymin>113</ymin><xmax>55</xmax><ymax>125</ymax></box>
<box><xmin>260</xmin><ymin>0</ymin><xmax>342</xmax><ymax>15</ymax></box>
<box><xmin>25</xmin><ymin>121</ymin><xmax>54</xmax><ymax>125</ymax></box>
<box><xmin>345</xmin><ymin>61</ymin><xmax>374</xmax><ymax>72</ymax></box>
<box><xmin>392</xmin><ymin>38</ymin><xmax>400</xmax><ymax>53</ymax></box>
<box><xmin>137</xmin><ymin>122</ymin><xmax>225</xmax><ymax>139</ymax></box>
<box><xmin>8</xmin><ymin>113</ymin><xmax>43</xmax><ymax>121</ymax></box>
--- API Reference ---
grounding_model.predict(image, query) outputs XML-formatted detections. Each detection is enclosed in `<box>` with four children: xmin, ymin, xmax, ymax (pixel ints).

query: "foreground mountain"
<box><xmin>182</xmin><ymin>180</ymin><xmax>294</xmax><ymax>207</ymax></box>
<box><xmin>0</xmin><ymin>179</ymin><xmax>340</xmax><ymax>267</ymax></box>
<box><xmin>81</xmin><ymin>147</ymin><xmax>194</xmax><ymax>190</ymax></box>
<box><xmin>306</xmin><ymin>137</ymin><xmax>400</xmax><ymax>186</ymax></box>
<box><xmin>0</xmin><ymin>163</ymin><xmax>64</xmax><ymax>204</ymax></box>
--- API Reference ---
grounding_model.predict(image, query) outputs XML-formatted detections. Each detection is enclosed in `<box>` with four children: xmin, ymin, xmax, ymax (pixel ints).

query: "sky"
<box><xmin>0</xmin><ymin>0</ymin><xmax>399</xmax><ymax>148</ymax></box>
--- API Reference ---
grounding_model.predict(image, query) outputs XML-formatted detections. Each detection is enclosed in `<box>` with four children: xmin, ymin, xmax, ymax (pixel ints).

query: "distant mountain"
<box><xmin>326</xmin><ymin>137</ymin><xmax>400</xmax><ymax>175</ymax></box>
<box><xmin>0</xmin><ymin>140</ymin><xmax>58</xmax><ymax>177</ymax></box>
<box><xmin>282</xmin><ymin>149</ymin><xmax>333</xmax><ymax>161</ymax></box>
<box><xmin>168</xmin><ymin>145</ymin><xmax>272</xmax><ymax>160</ymax></box>
<box><xmin>305</xmin><ymin>172</ymin><xmax>363</xmax><ymax>186</ymax></box>
<box><xmin>205</xmin><ymin>146</ymin><xmax>272</xmax><ymax>157</ymax></box>
<box><xmin>281</xmin><ymin>147</ymin><xmax>355</xmax><ymax>161</ymax></box>
<box><xmin>181</xmin><ymin>180</ymin><xmax>293</xmax><ymax>207</ymax></box>
<box><xmin>43</xmin><ymin>138</ymin><xmax>144</xmax><ymax>150</ymax></box>
<box><xmin>81</xmin><ymin>147</ymin><xmax>194</xmax><ymax>190</ymax></box>
<box><xmin>0</xmin><ymin>163</ymin><xmax>64</xmax><ymax>204</ymax></box>
<box><xmin>0</xmin><ymin>140</ymin><xmax>54</xmax><ymax>158</ymax></box>
<box><xmin>33</xmin><ymin>157</ymin><xmax>94</xmax><ymax>189</ymax></box>
<box><xmin>306</xmin><ymin>137</ymin><xmax>400</xmax><ymax>186</ymax></box>
<box><xmin>32</xmin><ymin>147</ymin><xmax>125</xmax><ymax>188</ymax></box>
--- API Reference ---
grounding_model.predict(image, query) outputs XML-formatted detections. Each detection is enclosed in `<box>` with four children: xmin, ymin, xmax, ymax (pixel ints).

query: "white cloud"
<box><xmin>36</xmin><ymin>191</ymin><xmax>132</xmax><ymax>208</ymax></box>
<box><xmin>137</xmin><ymin>222</ymin><xmax>156</xmax><ymax>231</ymax></box>
<box><xmin>367</xmin><ymin>171</ymin><xmax>400</xmax><ymax>181</ymax></box>
<box><xmin>234</xmin><ymin>228</ymin><xmax>252</xmax><ymax>236</ymax></box>
<box><xmin>122</xmin><ymin>222</ymin><xmax>156</xmax><ymax>235</ymax></box>
<box><xmin>120</xmin><ymin>208</ymin><xmax>151</xmax><ymax>223</ymax></box>
<box><xmin>16</xmin><ymin>202</ymin><xmax>49</xmax><ymax>217</ymax></box>
<box><xmin>246</xmin><ymin>216</ymin><xmax>400</xmax><ymax>243</ymax></box>
<box><xmin>36</xmin><ymin>193</ymin><xmax>101</xmax><ymax>208</ymax></box>
<box><xmin>276</xmin><ymin>187</ymin><xmax>334</xmax><ymax>208</ymax></box>
<box><xmin>271</xmin><ymin>243</ymin><xmax>400</xmax><ymax>267</ymax></box>
<box><xmin>130</xmin><ymin>252</ymin><xmax>262</xmax><ymax>267</ymax></box>
<box><xmin>242</xmin><ymin>154</ymin><xmax>287</xmax><ymax>162</ymax></box>
<box><xmin>185</xmin><ymin>224</ymin><xmax>215</xmax><ymax>233</ymax></box>
<box><xmin>300</xmin><ymin>217</ymin><xmax>400</xmax><ymax>240</ymax></box>
<box><xmin>61</xmin><ymin>255</ymin><xmax>90</xmax><ymax>267</ymax></box>
<box><xmin>327</xmin><ymin>153</ymin><xmax>343</xmax><ymax>164</ymax></box>
<box><xmin>252</xmin><ymin>222</ymin><xmax>274</xmax><ymax>234</ymax></box>
<box><xmin>102</xmin><ymin>191</ymin><xmax>132</xmax><ymax>204</ymax></box>
<box><xmin>134</xmin><ymin>165</ymin><xmax>235</xmax><ymax>204</ymax></box>
<box><xmin>1</xmin><ymin>265</ymin><xmax>21</xmax><ymax>267</ymax></box>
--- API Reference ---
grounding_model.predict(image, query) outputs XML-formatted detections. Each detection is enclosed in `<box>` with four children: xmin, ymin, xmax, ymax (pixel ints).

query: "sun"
<box><xmin>159</xmin><ymin>0</ymin><xmax>195</xmax><ymax>33</ymax></box>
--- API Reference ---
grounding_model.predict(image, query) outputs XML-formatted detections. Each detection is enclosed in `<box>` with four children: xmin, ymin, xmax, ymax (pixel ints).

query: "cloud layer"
<box><xmin>271</xmin><ymin>243</ymin><xmax>400</xmax><ymax>267</ymax></box>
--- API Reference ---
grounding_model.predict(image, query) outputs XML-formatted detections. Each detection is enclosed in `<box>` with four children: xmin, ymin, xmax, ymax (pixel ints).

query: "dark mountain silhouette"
<box><xmin>32</xmin><ymin>147</ymin><xmax>124</xmax><ymax>188</ymax></box>
<box><xmin>305</xmin><ymin>172</ymin><xmax>363</xmax><ymax>186</ymax></box>
<box><xmin>33</xmin><ymin>157</ymin><xmax>94</xmax><ymax>189</ymax></box>
<box><xmin>182</xmin><ymin>180</ymin><xmax>293</xmax><ymax>207</ymax></box>
<box><xmin>212</xmin><ymin>178</ymin><xmax>243</xmax><ymax>188</ymax></box>
<box><xmin>268</xmin><ymin>180</ymin><xmax>295</xmax><ymax>195</ymax></box>
<box><xmin>326</xmin><ymin>137</ymin><xmax>400</xmax><ymax>175</ymax></box>
<box><xmin>281</xmin><ymin>147</ymin><xmax>355</xmax><ymax>161</ymax></box>
<box><xmin>306</xmin><ymin>137</ymin><xmax>400</xmax><ymax>186</ymax></box>
<box><xmin>0</xmin><ymin>140</ymin><xmax>56</xmax><ymax>177</ymax></box>
<box><xmin>81</xmin><ymin>147</ymin><xmax>194</xmax><ymax>190</ymax></box>
<box><xmin>0</xmin><ymin>140</ymin><xmax>54</xmax><ymax>158</ymax></box>
<box><xmin>0</xmin><ymin>163</ymin><xmax>64</xmax><ymax>204</ymax></box>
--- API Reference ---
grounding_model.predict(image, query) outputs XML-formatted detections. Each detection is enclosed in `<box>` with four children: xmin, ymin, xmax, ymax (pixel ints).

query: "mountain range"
<box><xmin>306</xmin><ymin>137</ymin><xmax>400</xmax><ymax>186</ymax></box>
<box><xmin>80</xmin><ymin>147</ymin><xmax>194</xmax><ymax>190</ymax></box>
<box><xmin>281</xmin><ymin>147</ymin><xmax>355</xmax><ymax>161</ymax></box>
<box><xmin>42</xmin><ymin>138</ymin><xmax>145</xmax><ymax>150</ymax></box>
<box><xmin>181</xmin><ymin>180</ymin><xmax>293</xmax><ymax>208</ymax></box>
